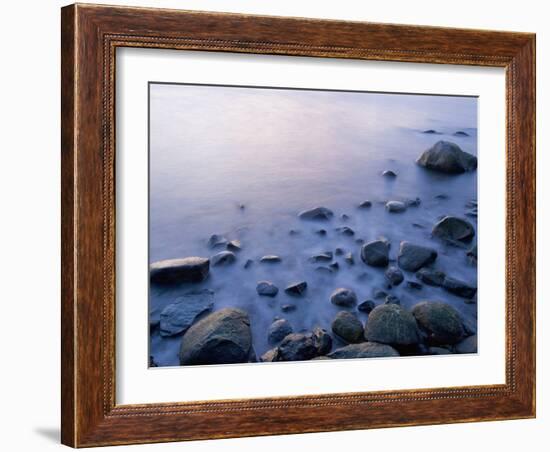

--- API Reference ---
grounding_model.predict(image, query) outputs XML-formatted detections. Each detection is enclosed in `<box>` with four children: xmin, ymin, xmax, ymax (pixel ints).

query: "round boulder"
<box><xmin>256</xmin><ymin>281</ymin><xmax>279</xmax><ymax>297</ymax></box>
<box><xmin>331</xmin><ymin>311</ymin><xmax>364</xmax><ymax>343</ymax></box>
<box><xmin>411</xmin><ymin>301</ymin><xmax>465</xmax><ymax>345</ymax></box>
<box><xmin>267</xmin><ymin>318</ymin><xmax>293</xmax><ymax>344</ymax></box>
<box><xmin>385</xmin><ymin>266</ymin><xmax>404</xmax><ymax>286</ymax></box>
<box><xmin>328</xmin><ymin>342</ymin><xmax>399</xmax><ymax>359</ymax></box>
<box><xmin>330</xmin><ymin>288</ymin><xmax>358</xmax><ymax>307</ymax></box>
<box><xmin>365</xmin><ymin>304</ymin><xmax>420</xmax><ymax>346</ymax></box>
<box><xmin>416</xmin><ymin>140</ymin><xmax>477</xmax><ymax>174</ymax></box>
<box><xmin>432</xmin><ymin>216</ymin><xmax>475</xmax><ymax>244</ymax></box>
<box><xmin>360</xmin><ymin>240</ymin><xmax>390</xmax><ymax>267</ymax></box>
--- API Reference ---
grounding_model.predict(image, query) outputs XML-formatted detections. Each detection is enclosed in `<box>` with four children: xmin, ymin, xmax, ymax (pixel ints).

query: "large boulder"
<box><xmin>360</xmin><ymin>240</ymin><xmax>390</xmax><ymax>267</ymax></box>
<box><xmin>432</xmin><ymin>216</ymin><xmax>475</xmax><ymax>244</ymax></box>
<box><xmin>365</xmin><ymin>304</ymin><xmax>420</xmax><ymax>345</ymax></box>
<box><xmin>179</xmin><ymin>308</ymin><xmax>252</xmax><ymax>365</ymax></box>
<box><xmin>267</xmin><ymin>318</ymin><xmax>293</xmax><ymax>344</ymax></box>
<box><xmin>159</xmin><ymin>289</ymin><xmax>214</xmax><ymax>336</ymax></box>
<box><xmin>328</xmin><ymin>342</ymin><xmax>399</xmax><ymax>359</ymax></box>
<box><xmin>298</xmin><ymin>206</ymin><xmax>334</xmax><ymax>221</ymax></box>
<box><xmin>331</xmin><ymin>311</ymin><xmax>364</xmax><ymax>343</ymax></box>
<box><xmin>442</xmin><ymin>277</ymin><xmax>477</xmax><ymax>299</ymax></box>
<box><xmin>398</xmin><ymin>242</ymin><xmax>438</xmax><ymax>272</ymax></box>
<box><xmin>416</xmin><ymin>140</ymin><xmax>477</xmax><ymax>174</ymax></box>
<box><xmin>411</xmin><ymin>301</ymin><xmax>465</xmax><ymax>345</ymax></box>
<box><xmin>150</xmin><ymin>257</ymin><xmax>209</xmax><ymax>284</ymax></box>
<box><xmin>277</xmin><ymin>333</ymin><xmax>318</xmax><ymax>361</ymax></box>
<box><xmin>330</xmin><ymin>288</ymin><xmax>358</xmax><ymax>307</ymax></box>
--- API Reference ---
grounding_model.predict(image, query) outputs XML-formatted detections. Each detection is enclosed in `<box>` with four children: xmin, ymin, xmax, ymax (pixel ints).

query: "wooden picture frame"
<box><xmin>61</xmin><ymin>3</ymin><xmax>536</xmax><ymax>447</ymax></box>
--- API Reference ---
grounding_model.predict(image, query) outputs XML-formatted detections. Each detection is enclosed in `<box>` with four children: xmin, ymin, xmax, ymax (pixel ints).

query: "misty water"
<box><xmin>148</xmin><ymin>83</ymin><xmax>478</xmax><ymax>366</ymax></box>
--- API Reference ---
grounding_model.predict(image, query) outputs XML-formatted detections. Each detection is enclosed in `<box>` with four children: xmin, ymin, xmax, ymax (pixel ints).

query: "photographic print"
<box><xmin>148</xmin><ymin>83</ymin><xmax>478</xmax><ymax>367</ymax></box>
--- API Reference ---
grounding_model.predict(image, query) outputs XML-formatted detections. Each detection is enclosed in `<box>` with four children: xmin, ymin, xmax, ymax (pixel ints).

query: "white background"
<box><xmin>0</xmin><ymin>0</ymin><xmax>546</xmax><ymax>451</ymax></box>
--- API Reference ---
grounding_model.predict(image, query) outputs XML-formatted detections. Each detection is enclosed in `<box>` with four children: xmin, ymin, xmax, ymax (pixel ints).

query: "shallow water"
<box><xmin>148</xmin><ymin>84</ymin><xmax>478</xmax><ymax>366</ymax></box>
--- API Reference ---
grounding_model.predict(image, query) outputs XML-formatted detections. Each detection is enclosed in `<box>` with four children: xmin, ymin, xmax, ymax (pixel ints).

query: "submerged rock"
<box><xmin>385</xmin><ymin>266</ymin><xmax>404</xmax><ymax>286</ymax></box>
<box><xmin>422</xmin><ymin>129</ymin><xmax>439</xmax><ymax>134</ymax></box>
<box><xmin>442</xmin><ymin>276</ymin><xmax>477</xmax><ymax>299</ymax></box>
<box><xmin>311</xmin><ymin>327</ymin><xmax>333</xmax><ymax>355</ymax></box>
<box><xmin>411</xmin><ymin>301</ymin><xmax>465</xmax><ymax>345</ymax></box>
<box><xmin>207</xmin><ymin>234</ymin><xmax>228</xmax><ymax>248</ymax></box>
<box><xmin>298</xmin><ymin>206</ymin><xmax>334</xmax><ymax>221</ymax></box>
<box><xmin>260</xmin><ymin>348</ymin><xmax>280</xmax><ymax>362</ymax></box>
<box><xmin>384</xmin><ymin>294</ymin><xmax>400</xmax><ymax>305</ymax></box>
<box><xmin>432</xmin><ymin>216</ymin><xmax>475</xmax><ymax>244</ymax></box>
<box><xmin>335</xmin><ymin>226</ymin><xmax>355</xmax><ymax>236</ymax></box>
<box><xmin>159</xmin><ymin>289</ymin><xmax>214</xmax><ymax>337</ymax></box>
<box><xmin>256</xmin><ymin>281</ymin><xmax>279</xmax><ymax>297</ymax></box>
<box><xmin>385</xmin><ymin>200</ymin><xmax>407</xmax><ymax>213</ymax></box>
<box><xmin>335</xmin><ymin>247</ymin><xmax>344</xmax><ymax>256</ymax></box>
<box><xmin>331</xmin><ymin>311</ymin><xmax>364</xmax><ymax>343</ymax></box>
<box><xmin>341</xmin><ymin>214</ymin><xmax>350</xmax><ymax>221</ymax></box>
<box><xmin>243</xmin><ymin>259</ymin><xmax>254</xmax><ymax>269</ymax></box>
<box><xmin>226</xmin><ymin>240</ymin><xmax>242</xmax><ymax>251</ymax></box>
<box><xmin>285</xmin><ymin>281</ymin><xmax>308</xmax><ymax>296</ymax></box>
<box><xmin>281</xmin><ymin>304</ymin><xmax>297</xmax><ymax>312</ymax></box>
<box><xmin>316</xmin><ymin>229</ymin><xmax>327</xmax><ymax>236</ymax></box>
<box><xmin>397</xmin><ymin>241</ymin><xmax>438</xmax><ymax>272</ymax></box>
<box><xmin>150</xmin><ymin>257</ymin><xmax>210</xmax><ymax>285</ymax></box>
<box><xmin>260</xmin><ymin>255</ymin><xmax>282</xmax><ymax>263</ymax></box>
<box><xmin>277</xmin><ymin>333</ymin><xmax>318</xmax><ymax>361</ymax></box>
<box><xmin>358</xmin><ymin>200</ymin><xmax>372</xmax><ymax>208</ymax></box>
<box><xmin>328</xmin><ymin>342</ymin><xmax>399</xmax><ymax>359</ymax></box>
<box><xmin>308</xmin><ymin>252</ymin><xmax>333</xmax><ymax>263</ymax></box>
<box><xmin>416</xmin><ymin>268</ymin><xmax>446</xmax><ymax>286</ymax></box>
<box><xmin>360</xmin><ymin>240</ymin><xmax>390</xmax><ymax>267</ymax></box>
<box><xmin>179</xmin><ymin>308</ymin><xmax>252</xmax><ymax>365</ymax></box>
<box><xmin>268</xmin><ymin>318</ymin><xmax>293</xmax><ymax>344</ymax></box>
<box><xmin>467</xmin><ymin>244</ymin><xmax>478</xmax><ymax>264</ymax></box>
<box><xmin>454</xmin><ymin>131</ymin><xmax>470</xmax><ymax>137</ymax></box>
<box><xmin>455</xmin><ymin>334</ymin><xmax>478</xmax><ymax>354</ymax></box>
<box><xmin>365</xmin><ymin>304</ymin><xmax>420</xmax><ymax>346</ymax></box>
<box><xmin>357</xmin><ymin>300</ymin><xmax>376</xmax><ymax>313</ymax></box>
<box><xmin>382</xmin><ymin>170</ymin><xmax>397</xmax><ymax>178</ymax></box>
<box><xmin>344</xmin><ymin>252</ymin><xmax>355</xmax><ymax>265</ymax></box>
<box><xmin>211</xmin><ymin>251</ymin><xmax>237</xmax><ymax>266</ymax></box>
<box><xmin>406</xmin><ymin>281</ymin><xmax>423</xmax><ymax>290</ymax></box>
<box><xmin>330</xmin><ymin>288</ymin><xmax>358</xmax><ymax>307</ymax></box>
<box><xmin>417</xmin><ymin>140</ymin><xmax>477</xmax><ymax>174</ymax></box>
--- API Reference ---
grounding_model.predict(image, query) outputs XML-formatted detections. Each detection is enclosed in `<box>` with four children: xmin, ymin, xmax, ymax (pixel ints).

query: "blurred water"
<box><xmin>148</xmin><ymin>83</ymin><xmax>478</xmax><ymax>366</ymax></box>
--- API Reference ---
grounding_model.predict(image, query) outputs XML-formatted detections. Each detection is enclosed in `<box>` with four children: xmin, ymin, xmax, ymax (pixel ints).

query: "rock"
<box><xmin>385</xmin><ymin>200</ymin><xmax>407</xmax><ymax>213</ymax></box>
<box><xmin>207</xmin><ymin>234</ymin><xmax>228</xmax><ymax>248</ymax></box>
<box><xmin>428</xmin><ymin>346</ymin><xmax>453</xmax><ymax>355</ymax></box>
<box><xmin>364</xmin><ymin>304</ymin><xmax>420</xmax><ymax>345</ymax></box>
<box><xmin>331</xmin><ymin>311</ymin><xmax>364</xmax><ymax>343</ymax></box>
<box><xmin>385</xmin><ymin>294</ymin><xmax>400</xmax><ymax>305</ymax></box>
<box><xmin>328</xmin><ymin>342</ymin><xmax>399</xmax><ymax>359</ymax></box>
<box><xmin>159</xmin><ymin>290</ymin><xmax>214</xmax><ymax>337</ymax></box>
<box><xmin>308</xmin><ymin>252</ymin><xmax>333</xmax><ymax>263</ymax></box>
<box><xmin>150</xmin><ymin>257</ymin><xmax>210</xmax><ymax>285</ymax></box>
<box><xmin>316</xmin><ymin>229</ymin><xmax>327</xmax><ymax>236</ymax></box>
<box><xmin>360</xmin><ymin>240</ymin><xmax>390</xmax><ymax>267</ymax></box>
<box><xmin>372</xmin><ymin>289</ymin><xmax>388</xmax><ymax>299</ymax></box>
<box><xmin>416</xmin><ymin>268</ymin><xmax>446</xmax><ymax>286</ymax></box>
<box><xmin>329</xmin><ymin>262</ymin><xmax>340</xmax><ymax>271</ymax></box>
<box><xmin>289</xmin><ymin>229</ymin><xmax>300</xmax><ymax>236</ymax></box>
<box><xmin>277</xmin><ymin>333</ymin><xmax>318</xmax><ymax>361</ymax></box>
<box><xmin>243</xmin><ymin>259</ymin><xmax>254</xmax><ymax>269</ymax></box>
<box><xmin>467</xmin><ymin>244</ymin><xmax>478</xmax><ymax>264</ymax></box>
<box><xmin>382</xmin><ymin>170</ymin><xmax>397</xmax><ymax>178</ymax></box>
<box><xmin>411</xmin><ymin>301</ymin><xmax>465</xmax><ymax>345</ymax></box>
<box><xmin>256</xmin><ymin>281</ymin><xmax>279</xmax><ymax>297</ymax></box>
<box><xmin>435</xmin><ymin>193</ymin><xmax>449</xmax><ymax>200</ymax></box>
<box><xmin>357</xmin><ymin>300</ymin><xmax>376</xmax><ymax>313</ymax></box>
<box><xmin>335</xmin><ymin>248</ymin><xmax>344</xmax><ymax>256</ymax></box>
<box><xmin>315</xmin><ymin>266</ymin><xmax>334</xmax><ymax>275</ymax></box>
<box><xmin>298</xmin><ymin>206</ymin><xmax>334</xmax><ymax>221</ymax></box>
<box><xmin>442</xmin><ymin>277</ymin><xmax>477</xmax><ymax>299</ymax></box>
<box><xmin>406</xmin><ymin>281</ymin><xmax>423</xmax><ymax>290</ymax></box>
<box><xmin>412</xmin><ymin>223</ymin><xmax>426</xmax><ymax>229</ymax></box>
<box><xmin>455</xmin><ymin>335</ymin><xmax>478</xmax><ymax>354</ymax></box>
<box><xmin>281</xmin><ymin>304</ymin><xmax>297</xmax><ymax>312</ymax></box>
<box><xmin>417</xmin><ymin>140</ymin><xmax>477</xmax><ymax>174</ymax></box>
<box><xmin>341</xmin><ymin>214</ymin><xmax>350</xmax><ymax>221</ymax></box>
<box><xmin>358</xmin><ymin>200</ymin><xmax>372</xmax><ymax>208</ymax></box>
<box><xmin>211</xmin><ymin>251</ymin><xmax>237</xmax><ymax>266</ymax></box>
<box><xmin>149</xmin><ymin>319</ymin><xmax>160</xmax><ymax>332</ymax></box>
<box><xmin>344</xmin><ymin>252</ymin><xmax>354</xmax><ymax>265</ymax></box>
<box><xmin>260</xmin><ymin>255</ymin><xmax>282</xmax><ymax>263</ymax></box>
<box><xmin>385</xmin><ymin>266</ymin><xmax>404</xmax><ymax>286</ymax></box>
<box><xmin>407</xmin><ymin>197</ymin><xmax>421</xmax><ymax>207</ymax></box>
<box><xmin>149</xmin><ymin>355</ymin><xmax>158</xmax><ymax>367</ymax></box>
<box><xmin>260</xmin><ymin>348</ymin><xmax>280</xmax><ymax>362</ymax></box>
<box><xmin>330</xmin><ymin>288</ymin><xmax>358</xmax><ymax>307</ymax></box>
<box><xmin>311</xmin><ymin>327</ymin><xmax>333</xmax><ymax>355</ymax></box>
<box><xmin>226</xmin><ymin>240</ymin><xmax>242</xmax><ymax>251</ymax></box>
<box><xmin>268</xmin><ymin>318</ymin><xmax>293</xmax><ymax>344</ymax></box>
<box><xmin>422</xmin><ymin>129</ymin><xmax>438</xmax><ymax>134</ymax></box>
<box><xmin>179</xmin><ymin>308</ymin><xmax>252</xmax><ymax>365</ymax></box>
<box><xmin>285</xmin><ymin>281</ymin><xmax>308</xmax><ymax>296</ymax></box>
<box><xmin>355</xmin><ymin>238</ymin><xmax>365</xmax><ymax>245</ymax></box>
<box><xmin>397</xmin><ymin>241</ymin><xmax>438</xmax><ymax>272</ymax></box>
<box><xmin>432</xmin><ymin>216</ymin><xmax>475</xmax><ymax>244</ymax></box>
<box><xmin>335</xmin><ymin>226</ymin><xmax>355</xmax><ymax>236</ymax></box>
<box><xmin>453</xmin><ymin>131</ymin><xmax>470</xmax><ymax>137</ymax></box>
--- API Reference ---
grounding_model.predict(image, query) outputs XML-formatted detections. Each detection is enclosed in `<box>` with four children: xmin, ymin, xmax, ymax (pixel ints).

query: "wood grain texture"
<box><xmin>60</xmin><ymin>3</ymin><xmax>536</xmax><ymax>447</ymax></box>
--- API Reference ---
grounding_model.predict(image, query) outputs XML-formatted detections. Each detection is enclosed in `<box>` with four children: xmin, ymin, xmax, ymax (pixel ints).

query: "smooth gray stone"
<box><xmin>150</xmin><ymin>257</ymin><xmax>210</xmax><ymax>285</ymax></box>
<box><xmin>417</xmin><ymin>140</ymin><xmax>477</xmax><ymax>173</ymax></box>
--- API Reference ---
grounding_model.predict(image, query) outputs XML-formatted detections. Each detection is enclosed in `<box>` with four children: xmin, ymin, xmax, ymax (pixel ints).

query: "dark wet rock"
<box><xmin>268</xmin><ymin>318</ymin><xmax>293</xmax><ymax>344</ymax></box>
<box><xmin>331</xmin><ymin>311</ymin><xmax>364</xmax><ymax>343</ymax></box>
<box><xmin>159</xmin><ymin>289</ymin><xmax>214</xmax><ymax>337</ymax></box>
<box><xmin>260</xmin><ymin>255</ymin><xmax>282</xmax><ymax>263</ymax></box>
<box><xmin>355</xmin><ymin>238</ymin><xmax>365</xmax><ymax>245</ymax></box>
<box><xmin>398</xmin><ymin>241</ymin><xmax>438</xmax><ymax>272</ymax></box>
<box><xmin>432</xmin><ymin>216</ymin><xmax>475</xmax><ymax>244</ymax></box>
<box><xmin>330</xmin><ymin>288</ymin><xmax>358</xmax><ymax>307</ymax></box>
<box><xmin>442</xmin><ymin>277</ymin><xmax>477</xmax><ymax>299</ymax></box>
<box><xmin>435</xmin><ymin>193</ymin><xmax>449</xmax><ymax>200</ymax></box>
<box><xmin>453</xmin><ymin>131</ymin><xmax>470</xmax><ymax>137</ymax></box>
<box><xmin>412</xmin><ymin>223</ymin><xmax>426</xmax><ymax>229</ymax></box>
<box><xmin>344</xmin><ymin>252</ymin><xmax>354</xmax><ymax>265</ymax></box>
<box><xmin>385</xmin><ymin>266</ymin><xmax>404</xmax><ymax>286</ymax></box>
<box><xmin>226</xmin><ymin>240</ymin><xmax>242</xmax><ymax>251</ymax></box>
<box><xmin>150</xmin><ymin>257</ymin><xmax>210</xmax><ymax>285</ymax></box>
<box><xmin>211</xmin><ymin>251</ymin><xmax>237</xmax><ymax>266</ymax></box>
<box><xmin>256</xmin><ymin>281</ymin><xmax>279</xmax><ymax>297</ymax></box>
<box><xmin>329</xmin><ymin>262</ymin><xmax>340</xmax><ymax>271</ymax></box>
<box><xmin>149</xmin><ymin>355</ymin><xmax>158</xmax><ymax>367</ymax></box>
<box><xmin>358</xmin><ymin>200</ymin><xmax>372</xmax><ymax>208</ymax></box>
<box><xmin>308</xmin><ymin>252</ymin><xmax>333</xmax><ymax>263</ymax></box>
<box><xmin>285</xmin><ymin>281</ymin><xmax>308</xmax><ymax>296</ymax></box>
<box><xmin>416</xmin><ymin>268</ymin><xmax>446</xmax><ymax>286</ymax></box>
<box><xmin>335</xmin><ymin>226</ymin><xmax>355</xmax><ymax>236</ymax></box>
<box><xmin>311</xmin><ymin>327</ymin><xmax>333</xmax><ymax>355</ymax></box>
<box><xmin>384</xmin><ymin>294</ymin><xmax>400</xmax><ymax>305</ymax></box>
<box><xmin>179</xmin><ymin>308</ymin><xmax>252</xmax><ymax>365</ymax></box>
<box><xmin>428</xmin><ymin>346</ymin><xmax>453</xmax><ymax>355</ymax></box>
<box><xmin>289</xmin><ymin>229</ymin><xmax>300</xmax><ymax>236</ymax></box>
<box><xmin>357</xmin><ymin>300</ymin><xmax>376</xmax><ymax>313</ymax></box>
<box><xmin>465</xmin><ymin>209</ymin><xmax>477</xmax><ymax>218</ymax></box>
<box><xmin>341</xmin><ymin>214</ymin><xmax>350</xmax><ymax>221</ymax></box>
<box><xmin>455</xmin><ymin>334</ymin><xmax>478</xmax><ymax>354</ymax></box>
<box><xmin>316</xmin><ymin>229</ymin><xmax>327</xmax><ymax>236</ymax></box>
<box><xmin>335</xmin><ymin>247</ymin><xmax>344</xmax><ymax>256</ymax></box>
<box><xmin>207</xmin><ymin>234</ymin><xmax>228</xmax><ymax>248</ymax></box>
<box><xmin>260</xmin><ymin>348</ymin><xmax>280</xmax><ymax>362</ymax></box>
<box><xmin>417</xmin><ymin>140</ymin><xmax>477</xmax><ymax>174</ymax></box>
<box><xmin>328</xmin><ymin>342</ymin><xmax>399</xmax><ymax>359</ymax></box>
<box><xmin>281</xmin><ymin>304</ymin><xmax>297</xmax><ymax>312</ymax></box>
<box><xmin>298</xmin><ymin>206</ymin><xmax>334</xmax><ymax>221</ymax></box>
<box><xmin>467</xmin><ymin>244</ymin><xmax>478</xmax><ymax>264</ymax></box>
<box><xmin>407</xmin><ymin>197</ymin><xmax>421</xmax><ymax>207</ymax></box>
<box><xmin>360</xmin><ymin>240</ymin><xmax>390</xmax><ymax>267</ymax></box>
<box><xmin>372</xmin><ymin>289</ymin><xmax>388</xmax><ymax>300</ymax></box>
<box><xmin>243</xmin><ymin>259</ymin><xmax>254</xmax><ymax>269</ymax></box>
<box><xmin>422</xmin><ymin>129</ymin><xmax>438</xmax><ymax>134</ymax></box>
<box><xmin>385</xmin><ymin>200</ymin><xmax>407</xmax><ymax>213</ymax></box>
<box><xmin>238</xmin><ymin>203</ymin><xmax>245</xmax><ymax>210</ymax></box>
<box><xmin>277</xmin><ymin>333</ymin><xmax>318</xmax><ymax>361</ymax></box>
<box><xmin>149</xmin><ymin>319</ymin><xmax>160</xmax><ymax>332</ymax></box>
<box><xmin>364</xmin><ymin>304</ymin><xmax>420</xmax><ymax>346</ymax></box>
<box><xmin>406</xmin><ymin>280</ymin><xmax>423</xmax><ymax>290</ymax></box>
<box><xmin>411</xmin><ymin>301</ymin><xmax>465</xmax><ymax>345</ymax></box>
<box><xmin>465</xmin><ymin>199</ymin><xmax>478</xmax><ymax>208</ymax></box>
<box><xmin>382</xmin><ymin>170</ymin><xmax>397</xmax><ymax>178</ymax></box>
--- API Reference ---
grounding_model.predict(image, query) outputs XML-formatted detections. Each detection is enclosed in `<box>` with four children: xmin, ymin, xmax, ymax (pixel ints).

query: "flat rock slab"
<box><xmin>159</xmin><ymin>289</ymin><xmax>214</xmax><ymax>337</ymax></box>
<box><xmin>150</xmin><ymin>257</ymin><xmax>210</xmax><ymax>285</ymax></box>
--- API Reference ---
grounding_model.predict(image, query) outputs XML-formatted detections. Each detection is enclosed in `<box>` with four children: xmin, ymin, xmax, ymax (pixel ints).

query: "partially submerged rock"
<box><xmin>281</xmin><ymin>304</ymin><xmax>297</xmax><ymax>312</ymax></box>
<box><xmin>277</xmin><ymin>333</ymin><xmax>318</xmax><ymax>361</ymax></box>
<box><xmin>308</xmin><ymin>252</ymin><xmax>333</xmax><ymax>263</ymax></box>
<box><xmin>285</xmin><ymin>281</ymin><xmax>308</xmax><ymax>296</ymax></box>
<box><xmin>268</xmin><ymin>318</ymin><xmax>293</xmax><ymax>344</ymax></box>
<box><xmin>211</xmin><ymin>251</ymin><xmax>237</xmax><ymax>266</ymax></box>
<box><xmin>256</xmin><ymin>281</ymin><xmax>279</xmax><ymax>297</ymax></box>
<box><xmin>298</xmin><ymin>206</ymin><xmax>334</xmax><ymax>221</ymax></box>
<box><xmin>344</xmin><ymin>252</ymin><xmax>355</xmax><ymax>265</ymax></box>
<box><xmin>179</xmin><ymin>308</ymin><xmax>252</xmax><ymax>365</ymax></box>
<box><xmin>385</xmin><ymin>266</ymin><xmax>404</xmax><ymax>286</ymax></box>
<box><xmin>331</xmin><ymin>311</ymin><xmax>364</xmax><ymax>343</ymax></box>
<box><xmin>384</xmin><ymin>294</ymin><xmax>400</xmax><ymax>305</ymax></box>
<box><xmin>328</xmin><ymin>342</ymin><xmax>399</xmax><ymax>359</ymax></box>
<box><xmin>398</xmin><ymin>241</ymin><xmax>438</xmax><ymax>272</ymax></box>
<box><xmin>416</xmin><ymin>268</ymin><xmax>446</xmax><ymax>286</ymax></box>
<box><xmin>365</xmin><ymin>304</ymin><xmax>420</xmax><ymax>346</ymax></box>
<box><xmin>358</xmin><ymin>200</ymin><xmax>372</xmax><ymax>208</ymax></box>
<box><xmin>260</xmin><ymin>255</ymin><xmax>282</xmax><ymax>263</ymax></box>
<box><xmin>453</xmin><ymin>131</ymin><xmax>470</xmax><ymax>137</ymax></box>
<box><xmin>360</xmin><ymin>240</ymin><xmax>390</xmax><ymax>267</ymax></box>
<box><xmin>382</xmin><ymin>170</ymin><xmax>397</xmax><ymax>178</ymax></box>
<box><xmin>411</xmin><ymin>301</ymin><xmax>465</xmax><ymax>345</ymax></box>
<box><xmin>417</xmin><ymin>140</ymin><xmax>477</xmax><ymax>174</ymax></box>
<box><xmin>432</xmin><ymin>216</ymin><xmax>475</xmax><ymax>244</ymax></box>
<box><xmin>226</xmin><ymin>240</ymin><xmax>242</xmax><ymax>251</ymax></box>
<box><xmin>150</xmin><ymin>257</ymin><xmax>210</xmax><ymax>285</ymax></box>
<box><xmin>311</xmin><ymin>327</ymin><xmax>333</xmax><ymax>355</ymax></box>
<box><xmin>159</xmin><ymin>289</ymin><xmax>214</xmax><ymax>336</ymax></box>
<box><xmin>330</xmin><ymin>288</ymin><xmax>358</xmax><ymax>307</ymax></box>
<box><xmin>385</xmin><ymin>200</ymin><xmax>407</xmax><ymax>213</ymax></box>
<box><xmin>357</xmin><ymin>300</ymin><xmax>375</xmax><ymax>313</ymax></box>
<box><xmin>207</xmin><ymin>234</ymin><xmax>228</xmax><ymax>248</ymax></box>
<box><xmin>442</xmin><ymin>277</ymin><xmax>477</xmax><ymax>299</ymax></box>
<box><xmin>335</xmin><ymin>226</ymin><xmax>355</xmax><ymax>236</ymax></box>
